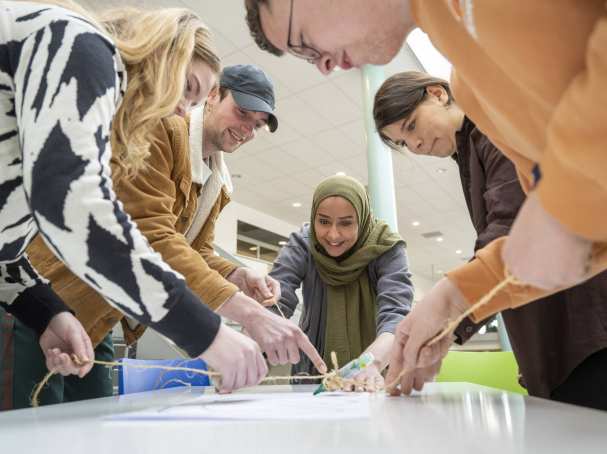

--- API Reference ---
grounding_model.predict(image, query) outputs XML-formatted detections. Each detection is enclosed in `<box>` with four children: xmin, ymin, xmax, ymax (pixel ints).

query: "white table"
<box><xmin>1</xmin><ymin>383</ymin><xmax>605</xmax><ymax>454</ymax></box>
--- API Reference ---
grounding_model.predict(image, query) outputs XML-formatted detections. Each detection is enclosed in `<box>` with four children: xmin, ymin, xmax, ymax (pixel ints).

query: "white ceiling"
<box><xmin>81</xmin><ymin>0</ymin><xmax>478</xmax><ymax>285</ymax></box>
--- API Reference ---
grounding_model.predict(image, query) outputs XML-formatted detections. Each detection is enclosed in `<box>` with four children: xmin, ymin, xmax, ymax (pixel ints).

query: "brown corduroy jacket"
<box><xmin>26</xmin><ymin>115</ymin><xmax>239</xmax><ymax>347</ymax></box>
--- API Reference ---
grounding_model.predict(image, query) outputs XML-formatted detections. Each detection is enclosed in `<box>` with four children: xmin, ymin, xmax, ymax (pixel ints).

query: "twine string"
<box><xmin>33</xmin><ymin>273</ymin><xmax>523</xmax><ymax>405</ymax></box>
<box><xmin>385</xmin><ymin>272</ymin><xmax>523</xmax><ymax>391</ymax></box>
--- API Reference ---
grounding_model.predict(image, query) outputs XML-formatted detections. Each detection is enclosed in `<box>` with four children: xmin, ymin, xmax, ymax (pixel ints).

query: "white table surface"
<box><xmin>1</xmin><ymin>383</ymin><xmax>605</xmax><ymax>454</ymax></box>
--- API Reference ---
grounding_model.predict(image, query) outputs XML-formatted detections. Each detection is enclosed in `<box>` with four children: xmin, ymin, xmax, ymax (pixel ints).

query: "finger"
<box><xmin>256</xmin><ymin>351</ymin><xmax>268</xmax><ymax>385</ymax></box>
<box><xmin>57</xmin><ymin>353</ymin><xmax>77</xmax><ymax>376</ymax></box>
<box><xmin>385</xmin><ymin>335</ymin><xmax>408</xmax><ymax>394</ymax></box>
<box><xmin>261</xmin><ymin>298</ymin><xmax>277</xmax><ymax>307</ymax></box>
<box><xmin>265</xmin><ymin>348</ymin><xmax>280</xmax><ymax>366</ymax></box>
<box><xmin>286</xmin><ymin>340</ymin><xmax>301</xmax><ymax>365</ymax></box>
<box><xmin>219</xmin><ymin>366</ymin><xmax>236</xmax><ymax>394</ymax></box>
<box><xmin>78</xmin><ymin>331</ymin><xmax>95</xmax><ymax>378</ymax></box>
<box><xmin>399</xmin><ymin>368</ymin><xmax>416</xmax><ymax>395</ymax></box>
<box><xmin>276</xmin><ymin>344</ymin><xmax>289</xmax><ymax>365</ymax></box>
<box><xmin>402</xmin><ymin>333</ymin><xmax>426</xmax><ymax>372</ymax></box>
<box><xmin>413</xmin><ymin>372</ymin><xmax>426</xmax><ymax>392</ymax></box>
<box><xmin>255</xmin><ymin>277</ymin><xmax>273</xmax><ymax>299</ymax></box>
<box><xmin>267</xmin><ymin>277</ymin><xmax>281</xmax><ymax>300</ymax></box>
<box><xmin>295</xmin><ymin>332</ymin><xmax>327</xmax><ymax>374</ymax></box>
<box><xmin>245</xmin><ymin>354</ymin><xmax>259</xmax><ymax>389</ymax></box>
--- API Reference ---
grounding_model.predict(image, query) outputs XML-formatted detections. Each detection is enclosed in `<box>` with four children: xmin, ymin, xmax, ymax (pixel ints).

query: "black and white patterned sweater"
<box><xmin>0</xmin><ymin>1</ymin><xmax>220</xmax><ymax>356</ymax></box>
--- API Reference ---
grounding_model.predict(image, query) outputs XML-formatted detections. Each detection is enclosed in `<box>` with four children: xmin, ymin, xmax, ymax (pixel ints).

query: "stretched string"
<box><xmin>35</xmin><ymin>274</ymin><xmax>520</xmax><ymax>405</ymax></box>
<box><xmin>385</xmin><ymin>272</ymin><xmax>522</xmax><ymax>391</ymax></box>
<box><xmin>31</xmin><ymin>355</ymin><xmax>336</xmax><ymax>407</ymax></box>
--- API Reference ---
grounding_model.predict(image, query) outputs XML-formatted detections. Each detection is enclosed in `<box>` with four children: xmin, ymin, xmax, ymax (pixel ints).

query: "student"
<box><xmin>373</xmin><ymin>71</ymin><xmax>607</xmax><ymax>410</ymax></box>
<box><xmin>245</xmin><ymin>1</ymin><xmax>607</xmax><ymax>396</ymax></box>
<box><xmin>19</xmin><ymin>64</ymin><xmax>325</xmax><ymax>407</ymax></box>
<box><xmin>268</xmin><ymin>175</ymin><xmax>413</xmax><ymax>389</ymax></box>
<box><xmin>0</xmin><ymin>0</ymin><xmax>266</xmax><ymax>405</ymax></box>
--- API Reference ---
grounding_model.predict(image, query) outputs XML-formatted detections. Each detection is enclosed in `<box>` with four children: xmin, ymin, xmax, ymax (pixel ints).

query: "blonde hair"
<box><xmin>28</xmin><ymin>1</ymin><xmax>221</xmax><ymax>174</ymax></box>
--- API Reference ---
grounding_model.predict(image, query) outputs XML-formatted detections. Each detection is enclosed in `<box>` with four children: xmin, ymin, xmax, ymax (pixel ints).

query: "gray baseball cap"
<box><xmin>220</xmin><ymin>64</ymin><xmax>278</xmax><ymax>133</ymax></box>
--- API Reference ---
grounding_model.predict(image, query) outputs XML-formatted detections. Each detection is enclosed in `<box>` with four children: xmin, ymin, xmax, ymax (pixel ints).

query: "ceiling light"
<box><xmin>249</xmin><ymin>246</ymin><xmax>258</xmax><ymax>251</ymax></box>
<box><xmin>411</xmin><ymin>221</ymin><xmax>420</xmax><ymax>227</ymax></box>
<box><xmin>278</xmin><ymin>241</ymin><xmax>287</xmax><ymax>246</ymax></box>
<box><xmin>436</xmin><ymin>237</ymin><xmax>444</xmax><ymax>242</ymax></box>
<box><xmin>437</xmin><ymin>269</ymin><xmax>444</xmax><ymax>274</ymax></box>
<box><xmin>336</xmin><ymin>171</ymin><xmax>346</xmax><ymax>176</ymax></box>
<box><xmin>436</xmin><ymin>168</ymin><xmax>447</xmax><ymax>174</ymax></box>
<box><xmin>455</xmin><ymin>249</ymin><xmax>462</xmax><ymax>254</ymax></box>
<box><xmin>292</xmin><ymin>202</ymin><xmax>302</xmax><ymax>208</ymax></box>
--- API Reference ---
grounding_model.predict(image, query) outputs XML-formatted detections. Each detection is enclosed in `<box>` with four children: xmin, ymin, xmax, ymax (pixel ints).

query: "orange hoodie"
<box><xmin>411</xmin><ymin>0</ymin><xmax>607</xmax><ymax>320</ymax></box>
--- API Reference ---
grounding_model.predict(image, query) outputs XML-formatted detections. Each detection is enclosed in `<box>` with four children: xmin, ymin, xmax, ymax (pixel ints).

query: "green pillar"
<box><xmin>361</xmin><ymin>65</ymin><xmax>398</xmax><ymax>231</ymax></box>
<box><xmin>497</xmin><ymin>313</ymin><xmax>513</xmax><ymax>351</ymax></box>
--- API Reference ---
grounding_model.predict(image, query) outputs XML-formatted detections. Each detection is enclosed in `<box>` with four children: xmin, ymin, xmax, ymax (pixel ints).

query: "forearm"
<box><xmin>216</xmin><ymin>291</ymin><xmax>264</xmax><ymax>327</ymax></box>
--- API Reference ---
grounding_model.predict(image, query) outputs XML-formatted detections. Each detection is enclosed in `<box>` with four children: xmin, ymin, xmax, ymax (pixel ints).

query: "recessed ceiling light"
<box><xmin>292</xmin><ymin>202</ymin><xmax>302</xmax><ymax>208</ymax></box>
<box><xmin>278</xmin><ymin>241</ymin><xmax>287</xmax><ymax>246</ymax></box>
<box><xmin>436</xmin><ymin>237</ymin><xmax>444</xmax><ymax>242</ymax></box>
<box><xmin>336</xmin><ymin>171</ymin><xmax>346</xmax><ymax>176</ymax></box>
<box><xmin>436</xmin><ymin>168</ymin><xmax>447</xmax><ymax>174</ymax></box>
<box><xmin>455</xmin><ymin>249</ymin><xmax>462</xmax><ymax>254</ymax></box>
<box><xmin>437</xmin><ymin>269</ymin><xmax>444</xmax><ymax>274</ymax></box>
<box><xmin>411</xmin><ymin>221</ymin><xmax>420</xmax><ymax>227</ymax></box>
<box><xmin>249</xmin><ymin>246</ymin><xmax>258</xmax><ymax>251</ymax></box>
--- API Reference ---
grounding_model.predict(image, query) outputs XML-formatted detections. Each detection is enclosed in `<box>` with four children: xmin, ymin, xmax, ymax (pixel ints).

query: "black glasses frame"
<box><xmin>286</xmin><ymin>0</ymin><xmax>322</xmax><ymax>64</ymax></box>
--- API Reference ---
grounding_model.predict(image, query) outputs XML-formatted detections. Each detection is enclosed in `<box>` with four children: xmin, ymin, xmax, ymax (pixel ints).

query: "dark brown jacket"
<box><xmin>454</xmin><ymin>117</ymin><xmax>607</xmax><ymax>398</ymax></box>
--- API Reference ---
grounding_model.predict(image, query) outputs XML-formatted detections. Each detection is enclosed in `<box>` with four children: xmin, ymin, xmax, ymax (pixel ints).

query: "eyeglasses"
<box><xmin>287</xmin><ymin>0</ymin><xmax>321</xmax><ymax>64</ymax></box>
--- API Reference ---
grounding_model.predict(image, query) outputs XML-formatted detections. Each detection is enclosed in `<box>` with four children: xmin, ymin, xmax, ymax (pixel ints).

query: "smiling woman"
<box><xmin>268</xmin><ymin>175</ymin><xmax>414</xmax><ymax>390</ymax></box>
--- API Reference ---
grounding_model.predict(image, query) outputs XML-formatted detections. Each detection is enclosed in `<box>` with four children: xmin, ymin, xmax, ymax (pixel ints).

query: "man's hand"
<box><xmin>199</xmin><ymin>324</ymin><xmax>267</xmax><ymax>393</ymax></box>
<box><xmin>503</xmin><ymin>191</ymin><xmax>592</xmax><ymax>290</ymax></box>
<box><xmin>40</xmin><ymin>312</ymin><xmax>94</xmax><ymax>378</ymax></box>
<box><xmin>227</xmin><ymin>267</ymin><xmax>281</xmax><ymax>304</ymax></box>
<box><xmin>385</xmin><ymin>278</ymin><xmax>466</xmax><ymax>395</ymax></box>
<box><xmin>245</xmin><ymin>308</ymin><xmax>327</xmax><ymax>373</ymax></box>
<box><xmin>217</xmin><ymin>292</ymin><xmax>327</xmax><ymax>374</ymax></box>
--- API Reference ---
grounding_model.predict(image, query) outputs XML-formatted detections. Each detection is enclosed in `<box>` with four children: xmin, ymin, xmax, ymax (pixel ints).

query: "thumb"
<box><xmin>256</xmin><ymin>277</ymin><xmax>273</xmax><ymax>299</ymax></box>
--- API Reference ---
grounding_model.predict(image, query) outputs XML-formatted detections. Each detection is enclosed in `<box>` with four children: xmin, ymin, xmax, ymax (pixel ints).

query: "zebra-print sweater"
<box><xmin>0</xmin><ymin>1</ymin><xmax>220</xmax><ymax>356</ymax></box>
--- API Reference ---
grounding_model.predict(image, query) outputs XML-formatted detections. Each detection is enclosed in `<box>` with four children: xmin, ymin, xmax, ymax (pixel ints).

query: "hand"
<box><xmin>39</xmin><ymin>312</ymin><xmax>94</xmax><ymax>378</ymax></box>
<box><xmin>199</xmin><ymin>324</ymin><xmax>268</xmax><ymax>393</ymax></box>
<box><xmin>228</xmin><ymin>268</ymin><xmax>281</xmax><ymax>304</ymax></box>
<box><xmin>244</xmin><ymin>308</ymin><xmax>327</xmax><ymax>374</ymax></box>
<box><xmin>344</xmin><ymin>363</ymin><xmax>384</xmax><ymax>392</ymax></box>
<box><xmin>503</xmin><ymin>191</ymin><xmax>592</xmax><ymax>290</ymax></box>
<box><xmin>385</xmin><ymin>278</ymin><xmax>466</xmax><ymax>395</ymax></box>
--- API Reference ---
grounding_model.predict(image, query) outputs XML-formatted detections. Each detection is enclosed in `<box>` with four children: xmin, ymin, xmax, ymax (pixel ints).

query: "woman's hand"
<box><xmin>344</xmin><ymin>362</ymin><xmax>384</xmax><ymax>392</ymax></box>
<box><xmin>40</xmin><ymin>312</ymin><xmax>94</xmax><ymax>377</ymax></box>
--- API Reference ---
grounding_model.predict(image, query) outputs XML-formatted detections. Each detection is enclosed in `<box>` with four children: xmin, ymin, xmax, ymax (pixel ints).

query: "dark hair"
<box><xmin>373</xmin><ymin>71</ymin><xmax>454</xmax><ymax>150</ymax></box>
<box><xmin>218</xmin><ymin>85</ymin><xmax>229</xmax><ymax>101</ymax></box>
<box><xmin>244</xmin><ymin>0</ymin><xmax>284</xmax><ymax>57</ymax></box>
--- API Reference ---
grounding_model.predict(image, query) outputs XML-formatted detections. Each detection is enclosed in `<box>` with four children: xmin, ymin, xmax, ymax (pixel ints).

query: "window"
<box><xmin>236</xmin><ymin>221</ymin><xmax>289</xmax><ymax>264</ymax></box>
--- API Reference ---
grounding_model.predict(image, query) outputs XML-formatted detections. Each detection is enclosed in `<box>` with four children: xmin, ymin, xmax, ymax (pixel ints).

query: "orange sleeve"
<box><xmin>536</xmin><ymin>13</ymin><xmax>607</xmax><ymax>241</ymax></box>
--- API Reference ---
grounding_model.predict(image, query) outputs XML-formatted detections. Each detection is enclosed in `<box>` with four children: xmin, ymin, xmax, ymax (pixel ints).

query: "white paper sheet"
<box><xmin>110</xmin><ymin>392</ymin><xmax>373</xmax><ymax>421</ymax></box>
